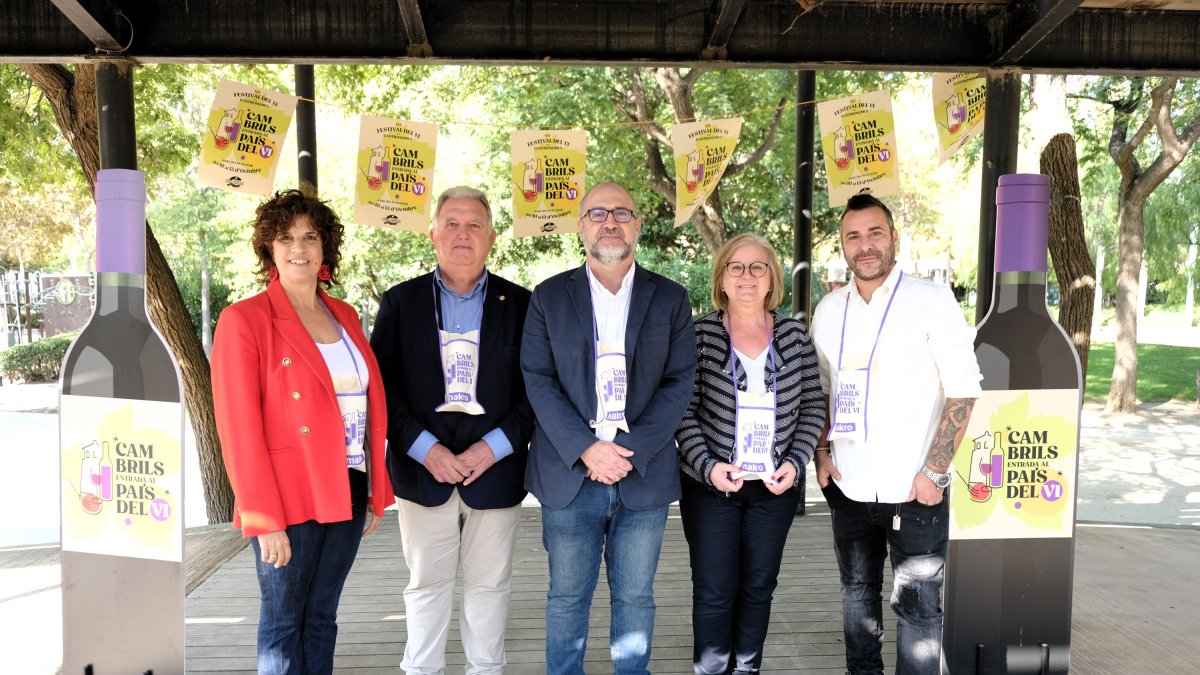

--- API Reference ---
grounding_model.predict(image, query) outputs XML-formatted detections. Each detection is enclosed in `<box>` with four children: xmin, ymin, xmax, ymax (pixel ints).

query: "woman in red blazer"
<box><xmin>212</xmin><ymin>189</ymin><xmax>393</xmax><ymax>674</ymax></box>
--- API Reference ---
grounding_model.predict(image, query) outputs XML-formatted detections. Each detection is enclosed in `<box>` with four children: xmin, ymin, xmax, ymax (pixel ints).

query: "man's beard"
<box><xmin>587</xmin><ymin>232</ymin><xmax>635</xmax><ymax>264</ymax></box>
<box><xmin>849</xmin><ymin>246</ymin><xmax>895</xmax><ymax>281</ymax></box>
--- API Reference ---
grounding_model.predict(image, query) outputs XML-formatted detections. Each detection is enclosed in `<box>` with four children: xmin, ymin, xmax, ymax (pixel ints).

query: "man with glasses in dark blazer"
<box><xmin>521</xmin><ymin>182</ymin><xmax>696</xmax><ymax>675</ymax></box>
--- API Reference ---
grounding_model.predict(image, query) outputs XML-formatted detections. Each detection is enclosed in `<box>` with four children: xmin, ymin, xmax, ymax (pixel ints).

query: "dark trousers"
<box><xmin>820</xmin><ymin>481</ymin><xmax>948</xmax><ymax>675</ymax></box>
<box><xmin>250</xmin><ymin>469</ymin><xmax>368</xmax><ymax>675</ymax></box>
<box><xmin>679</xmin><ymin>476</ymin><xmax>801</xmax><ymax>675</ymax></box>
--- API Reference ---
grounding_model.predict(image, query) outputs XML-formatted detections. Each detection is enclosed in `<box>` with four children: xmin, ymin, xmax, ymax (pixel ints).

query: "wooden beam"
<box><xmin>702</xmin><ymin>0</ymin><xmax>747</xmax><ymax>61</ymax></box>
<box><xmin>49</xmin><ymin>0</ymin><xmax>124</xmax><ymax>52</ymax></box>
<box><xmin>995</xmin><ymin>0</ymin><xmax>1086</xmax><ymax>66</ymax></box>
<box><xmin>396</xmin><ymin>0</ymin><xmax>433</xmax><ymax>57</ymax></box>
<box><xmin>3</xmin><ymin>1</ymin><xmax>1198</xmax><ymax>75</ymax></box>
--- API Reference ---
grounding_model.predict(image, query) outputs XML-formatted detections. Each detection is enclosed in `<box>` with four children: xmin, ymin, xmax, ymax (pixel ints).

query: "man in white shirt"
<box><xmin>521</xmin><ymin>183</ymin><xmax>696</xmax><ymax>675</ymax></box>
<box><xmin>812</xmin><ymin>194</ymin><xmax>982</xmax><ymax>675</ymax></box>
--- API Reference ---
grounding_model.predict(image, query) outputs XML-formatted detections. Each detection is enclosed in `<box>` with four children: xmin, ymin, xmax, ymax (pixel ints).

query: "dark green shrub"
<box><xmin>0</xmin><ymin>333</ymin><xmax>76</xmax><ymax>383</ymax></box>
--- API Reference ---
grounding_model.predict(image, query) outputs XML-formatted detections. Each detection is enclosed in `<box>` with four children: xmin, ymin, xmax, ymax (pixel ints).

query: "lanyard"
<box><xmin>724</xmin><ymin>312</ymin><xmax>778</xmax><ymax>404</ymax></box>
<box><xmin>432</xmin><ymin>274</ymin><xmax>487</xmax><ymax>334</ymax></box>
<box><xmin>318</xmin><ymin>300</ymin><xmax>365</xmax><ymax>396</ymax></box>
<box><xmin>585</xmin><ymin>265</ymin><xmax>625</xmax><ymax>347</ymax></box>
<box><xmin>834</xmin><ymin>272</ymin><xmax>903</xmax><ymax>441</ymax></box>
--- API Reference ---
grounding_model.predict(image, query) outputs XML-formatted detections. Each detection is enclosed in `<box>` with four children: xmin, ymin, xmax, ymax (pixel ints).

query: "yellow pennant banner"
<box><xmin>933</xmin><ymin>73</ymin><xmax>986</xmax><ymax>164</ymax></box>
<box><xmin>353</xmin><ymin>115</ymin><xmax>438</xmax><ymax>231</ymax></box>
<box><xmin>510</xmin><ymin>130</ymin><xmax>587</xmax><ymax>237</ymax></box>
<box><xmin>198</xmin><ymin>79</ymin><xmax>297</xmax><ymax>196</ymax></box>
<box><xmin>817</xmin><ymin>89</ymin><xmax>900</xmax><ymax>206</ymax></box>
<box><xmin>672</xmin><ymin>118</ymin><xmax>743</xmax><ymax>226</ymax></box>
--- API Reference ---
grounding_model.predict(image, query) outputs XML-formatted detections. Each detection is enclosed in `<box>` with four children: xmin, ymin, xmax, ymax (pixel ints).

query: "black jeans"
<box><xmin>821</xmin><ymin>481</ymin><xmax>948</xmax><ymax>675</ymax></box>
<box><xmin>679</xmin><ymin>476</ymin><xmax>801</xmax><ymax>675</ymax></box>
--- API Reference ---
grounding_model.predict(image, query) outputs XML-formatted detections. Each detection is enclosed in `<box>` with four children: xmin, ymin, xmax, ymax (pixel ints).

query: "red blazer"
<box><xmin>211</xmin><ymin>281</ymin><xmax>393</xmax><ymax>537</ymax></box>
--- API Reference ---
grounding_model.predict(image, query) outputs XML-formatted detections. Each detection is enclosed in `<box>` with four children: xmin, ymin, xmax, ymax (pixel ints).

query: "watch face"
<box><xmin>925</xmin><ymin>466</ymin><xmax>951</xmax><ymax>488</ymax></box>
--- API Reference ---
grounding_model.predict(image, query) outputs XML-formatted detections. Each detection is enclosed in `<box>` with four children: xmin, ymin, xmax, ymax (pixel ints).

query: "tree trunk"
<box><xmin>200</xmin><ymin>226</ymin><xmax>212</xmax><ymax>356</ymax></box>
<box><xmin>1100</xmin><ymin>76</ymin><xmax>1200</xmax><ymax>413</ymax></box>
<box><xmin>1092</xmin><ymin>244</ymin><xmax>1105</xmax><ymax>332</ymax></box>
<box><xmin>1137</xmin><ymin>259</ymin><xmax>1149</xmax><ymax>317</ymax></box>
<box><xmin>21</xmin><ymin>63</ymin><xmax>234</xmax><ymax>522</ymax></box>
<box><xmin>1039</xmin><ymin>134</ymin><xmax>1095</xmax><ymax>376</ymax></box>
<box><xmin>1106</xmin><ymin>193</ymin><xmax>1144</xmax><ymax>413</ymax></box>
<box><xmin>1186</xmin><ymin>224</ymin><xmax>1197</xmax><ymax>325</ymax></box>
<box><xmin>1029</xmin><ymin>75</ymin><xmax>1071</xmax><ymax>154</ymax></box>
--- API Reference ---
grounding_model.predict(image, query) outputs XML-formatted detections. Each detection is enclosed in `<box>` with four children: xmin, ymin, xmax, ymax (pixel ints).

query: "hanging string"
<box><xmin>218</xmin><ymin>73</ymin><xmax>835</xmax><ymax>130</ymax></box>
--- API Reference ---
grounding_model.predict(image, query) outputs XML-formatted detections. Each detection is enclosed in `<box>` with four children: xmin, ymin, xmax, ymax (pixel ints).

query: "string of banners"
<box><xmin>198</xmin><ymin>75</ymin><xmax>986</xmax><ymax>236</ymax></box>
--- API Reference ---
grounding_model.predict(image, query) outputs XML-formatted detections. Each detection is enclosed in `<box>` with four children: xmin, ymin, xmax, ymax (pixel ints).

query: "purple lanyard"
<box><xmin>726</xmin><ymin>313</ymin><xmax>778</xmax><ymax>464</ymax></box>
<box><xmin>833</xmin><ymin>272</ymin><xmax>903</xmax><ymax>441</ymax></box>
<box><xmin>724</xmin><ymin>313</ymin><xmax>778</xmax><ymax>403</ymax></box>
<box><xmin>318</xmin><ymin>300</ymin><xmax>365</xmax><ymax>397</ymax></box>
<box><xmin>432</xmin><ymin>274</ymin><xmax>487</xmax><ymax>341</ymax></box>
<box><xmin>585</xmin><ymin>266</ymin><xmax>624</xmax><ymax>356</ymax></box>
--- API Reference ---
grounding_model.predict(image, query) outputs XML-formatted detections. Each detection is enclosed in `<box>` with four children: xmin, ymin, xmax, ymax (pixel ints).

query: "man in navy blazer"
<box><xmin>522</xmin><ymin>182</ymin><xmax>696</xmax><ymax>675</ymax></box>
<box><xmin>371</xmin><ymin>186</ymin><xmax>533</xmax><ymax>675</ymax></box>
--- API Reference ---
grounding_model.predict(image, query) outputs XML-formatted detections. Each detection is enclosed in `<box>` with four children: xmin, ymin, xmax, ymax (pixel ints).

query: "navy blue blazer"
<box><xmin>370</xmin><ymin>271</ymin><xmax>533</xmax><ymax>509</ymax></box>
<box><xmin>521</xmin><ymin>263</ymin><xmax>696</xmax><ymax>510</ymax></box>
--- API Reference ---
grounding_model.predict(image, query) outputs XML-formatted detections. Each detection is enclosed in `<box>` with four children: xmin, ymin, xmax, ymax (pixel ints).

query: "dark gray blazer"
<box><xmin>521</xmin><ymin>263</ymin><xmax>696</xmax><ymax>510</ymax></box>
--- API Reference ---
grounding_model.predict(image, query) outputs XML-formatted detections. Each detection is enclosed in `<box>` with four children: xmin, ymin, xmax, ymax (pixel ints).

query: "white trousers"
<box><xmin>397</xmin><ymin>491</ymin><xmax>520</xmax><ymax>675</ymax></box>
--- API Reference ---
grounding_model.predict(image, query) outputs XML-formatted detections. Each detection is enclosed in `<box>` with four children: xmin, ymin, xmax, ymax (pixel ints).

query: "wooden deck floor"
<box><xmin>185</xmin><ymin>502</ymin><xmax>884</xmax><ymax>674</ymax></box>
<box><xmin>185</xmin><ymin>502</ymin><xmax>1200</xmax><ymax>674</ymax></box>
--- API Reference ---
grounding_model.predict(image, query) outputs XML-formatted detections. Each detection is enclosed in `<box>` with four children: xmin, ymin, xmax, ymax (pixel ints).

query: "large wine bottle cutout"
<box><xmin>943</xmin><ymin>173</ymin><xmax>1082</xmax><ymax>674</ymax></box>
<box><xmin>59</xmin><ymin>169</ymin><xmax>185</xmax><ymax>673</ymax></box>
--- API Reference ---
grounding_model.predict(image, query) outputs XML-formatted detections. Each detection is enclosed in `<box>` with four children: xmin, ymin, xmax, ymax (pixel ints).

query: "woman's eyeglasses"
<box><xmin>724</xmin><ymin>261</ymin><xmax>770</xmax><ymax>278</ymax></box>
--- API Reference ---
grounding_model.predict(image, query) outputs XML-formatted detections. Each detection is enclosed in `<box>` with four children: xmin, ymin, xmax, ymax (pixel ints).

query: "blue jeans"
<box><xmin>680</xmin><ymin>477</ymin><xmax>801</xmax><ymax>675</ymax></box>
<box><xmin>251</xmin><ymin>469</ymin><xmax>368</xmax><ymax>675</ymax></box>
<box><xmin>821</xmin><ymin>481</ymin><xmax>947</xmax><ymax>675</ymax></box>
<box><xmin>541</xmin><ymin>479</ymin><xmax>669</xmax><ymax>675</ymax></box>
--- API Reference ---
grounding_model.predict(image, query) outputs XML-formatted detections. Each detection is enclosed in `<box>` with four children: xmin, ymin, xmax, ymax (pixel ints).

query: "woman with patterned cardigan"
<box><xmin>675</xmin><ymin>232</ymin><xmax>826</xmax><ymax>675</ymax></box>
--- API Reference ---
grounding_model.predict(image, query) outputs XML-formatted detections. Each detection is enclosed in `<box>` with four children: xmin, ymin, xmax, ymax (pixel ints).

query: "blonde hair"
<box><xmin>710</xmin><ymin>233</ymin><xmax>785</xmax><ymax>312</ymax></box>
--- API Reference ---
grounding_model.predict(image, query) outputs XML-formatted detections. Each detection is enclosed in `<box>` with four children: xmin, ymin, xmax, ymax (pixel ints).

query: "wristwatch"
<box><xmin>922</xmin><ymin>466</ymin><xmax>952</xmax><ymax>489</ymax></box>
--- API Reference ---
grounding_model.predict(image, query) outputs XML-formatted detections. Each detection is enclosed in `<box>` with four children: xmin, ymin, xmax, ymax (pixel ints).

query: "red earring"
<box><xmin>268</xmin><ymin>267</ymin><xmax>279</xmax><ymax>282</ymax></box>
<box><xmin>318</xmin><ymin>264</ymin><xmax>331</xmax><ymax>281</ymax></box>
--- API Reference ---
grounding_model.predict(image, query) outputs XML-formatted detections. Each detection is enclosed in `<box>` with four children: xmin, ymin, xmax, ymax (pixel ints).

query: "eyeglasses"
<box><xmin>584</xmin><ymin>207</ymin><xmax>636</xmax><ymax>224</ymax></box>
<box><xmin>725</xmin><ymin>261</ymin><xmax>770</xmax><ymax>278</ymax></box>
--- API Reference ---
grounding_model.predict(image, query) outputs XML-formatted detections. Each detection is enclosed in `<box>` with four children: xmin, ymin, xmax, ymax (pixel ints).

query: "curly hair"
<box><xmin>250</xmin><ymin>188</ymin><xmax>344</xmax><ymax>289</ymax></box>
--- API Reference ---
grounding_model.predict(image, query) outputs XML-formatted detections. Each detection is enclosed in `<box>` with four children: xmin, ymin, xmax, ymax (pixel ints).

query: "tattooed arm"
<box><xmin>909</xmin><ymin>397</ymin><xmax>976</xmax><ymax>503</ymax></box>
<box><xmin>926</xmin><ymin>397</ymin><xmax>976</xmax><ymax>472</ymax></box>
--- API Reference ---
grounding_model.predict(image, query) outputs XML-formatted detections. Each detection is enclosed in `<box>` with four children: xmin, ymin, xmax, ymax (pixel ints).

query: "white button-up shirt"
<box><xmin>587</xmin><ymin>262</ymin><xmax>635</xmax><ymax>442</ymax></box>
<box><xmin>812</xmin><ymin>265</ymin><xmax>983</xmax><ymax>503</ymax></box>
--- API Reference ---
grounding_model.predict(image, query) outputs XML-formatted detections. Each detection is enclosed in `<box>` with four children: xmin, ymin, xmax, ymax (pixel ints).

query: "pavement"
<box><xmin>0</xmin><ymin>369</ymin><xmax>1197</xmax><ymax>673</ymax></box>
<box><xmin>4</xmin><ymin>377</ymin><xmax>1196</xmax><ymax>546</ymax></box>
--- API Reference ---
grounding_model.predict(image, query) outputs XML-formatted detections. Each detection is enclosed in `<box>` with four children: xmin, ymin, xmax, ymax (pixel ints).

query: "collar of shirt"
<box><xmin>433</xmin><ymin>267</ymin><xmax>488</xmax><ymax>334</ymax></box>
<box><xmin>847</xmin><ymin>263</ymin><xmax>902</xmax><ymax>307</ymax></box>
<box><xmin>585</xmin><ymin>262</ymin><xmax>636</xmax><ymax>344</ymax></box>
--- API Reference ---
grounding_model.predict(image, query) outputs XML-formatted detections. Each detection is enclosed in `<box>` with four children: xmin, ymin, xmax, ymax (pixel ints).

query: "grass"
<box><xmin>1085</xmin><ymin>342</ymin><xmax>1200</xmax><ymax>404</ymax></box>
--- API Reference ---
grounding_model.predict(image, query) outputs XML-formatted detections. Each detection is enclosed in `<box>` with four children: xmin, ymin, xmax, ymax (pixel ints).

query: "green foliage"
<box><xmin>0</xmin><ymin>66</ymin><xmax>89</xmax><ymax>197</ymax></box>
<box><xmin>0</xmin><ymin>332</ymin><xmax>75</xmax><ymax>383</ymax></box>
<box><xmin>637</xmin><ymin>247</ymin><xmax>714</xmax><ymax>314</ymax></box>
<box><xmin>1085</xmin><ymin>342</ymin><xmax>1200</xmax><ymax>403</ymax></box>
<box><xmin>1069</xmin><ymin>76</ymin><xmax>1200</xmax><ymax>306</ymax></box>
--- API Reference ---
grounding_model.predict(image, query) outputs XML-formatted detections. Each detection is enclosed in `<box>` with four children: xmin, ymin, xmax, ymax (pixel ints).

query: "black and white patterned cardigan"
<box><xmin>675</xmin><ymin>309</ymin><xmax>826</xmax><ymax>489</ymax></box>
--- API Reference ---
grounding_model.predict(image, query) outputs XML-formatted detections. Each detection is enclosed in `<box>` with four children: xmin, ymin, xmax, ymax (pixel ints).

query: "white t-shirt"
<box><xmin>812</xmin><ymin>265</ymin><xmax>982</xmax><ymax>503</ymax></box>
<box><xmin>733</xmin><ymin>346</ymin><xmax>769</xmax><ymax>396</ymax></box>
<box><xmin>316</xmin><ymin>332</ymin><xmax>370</xmax><ymax>394</ymax></box>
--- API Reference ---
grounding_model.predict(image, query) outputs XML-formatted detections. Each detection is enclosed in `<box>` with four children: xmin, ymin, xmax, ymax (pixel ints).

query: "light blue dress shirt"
<box><xmin>407</xmin><ymin>268</ymin><xmax>513</xmax><ymax>464</ymax></box>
